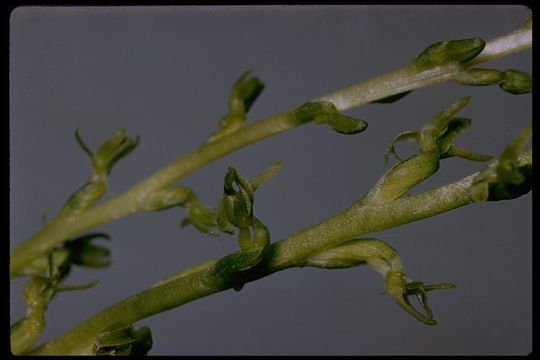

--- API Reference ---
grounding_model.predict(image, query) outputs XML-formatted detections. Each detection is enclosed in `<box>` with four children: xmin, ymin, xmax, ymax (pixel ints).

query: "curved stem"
<box><xmin>10</xmin><ymin>23</ymin><xmax>531</xmax><ymax>278</ymax></box>
<box><xmin>25</xmin><ymin>167</ymin><xmax>500</xmax><ymax>355</ymax></box>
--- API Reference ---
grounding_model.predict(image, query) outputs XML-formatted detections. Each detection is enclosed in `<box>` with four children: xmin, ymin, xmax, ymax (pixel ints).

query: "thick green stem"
<box><xmin>26</xmin><ymin>142</ymin><xmax>532</xmax><ymax>354</ymax></box>
<box><xmin>27</xmin><ymin>169</ymin><xmax>487</xmax><ymax>355</ymax></box>
<box><xmin>10</xmin><ymin>23</ymin><xmax>531</xmax><ymax>278</ymax></box>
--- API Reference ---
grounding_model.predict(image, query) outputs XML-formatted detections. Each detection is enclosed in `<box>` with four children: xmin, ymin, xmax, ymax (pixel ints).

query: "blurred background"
<box><xmin>10</xmin><ymin>5</ymin><xmax>532</xmax><ymax>355</ymax></box>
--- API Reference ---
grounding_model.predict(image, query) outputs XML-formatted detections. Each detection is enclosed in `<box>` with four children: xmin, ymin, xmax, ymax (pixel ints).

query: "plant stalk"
<box><xmin>10</xmin><ymin>23</ymin><xmax>531</xmax><ymax>278</ymax></box>
<box><xmin>29</xmin><ymin>157</ymin><xmax>523</xmax><ymax>355</ymax></box>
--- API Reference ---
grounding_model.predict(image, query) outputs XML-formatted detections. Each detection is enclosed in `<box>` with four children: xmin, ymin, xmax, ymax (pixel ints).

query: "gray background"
<box><xmin>10</xmin><ymin>5</ymin><xmax>532</xmax><ymax>355</ymax></box>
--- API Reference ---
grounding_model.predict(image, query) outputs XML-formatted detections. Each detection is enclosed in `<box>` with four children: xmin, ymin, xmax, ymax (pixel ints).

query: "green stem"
<box><xmin>28</xmin><ymin>163</ymin><xmax>508</xmax><ymax>355</ymax></box>
<box><xmin>10</xmin><ymin>23</ymin><xmax>531</xmax><ymax>278</ymax></box>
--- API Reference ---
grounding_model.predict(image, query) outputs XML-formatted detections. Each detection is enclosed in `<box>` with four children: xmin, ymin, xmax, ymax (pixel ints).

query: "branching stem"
<box><xmin>29</xmin><ymin>148</ymin><xmax>532</xmax><ymax>355</ymax></box>
<box><xmin>10</xmin><ymin>23</ymin><xmax>531</xmax><ymax>279</ymax></box>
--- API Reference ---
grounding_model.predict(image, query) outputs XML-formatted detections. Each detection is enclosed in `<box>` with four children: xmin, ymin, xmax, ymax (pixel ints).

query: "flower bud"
<box><xmin>295</xmin><ymin>101</ymin><xmax>368</xmax><ymax>135</ymax></box>
<box><xmin>232</xmin><ymin>70</ymin><xmax>265</xmax><ymax>113</ymax></box>
<box><xmin>413</xmin><ymin>38</ymin><xmax>485</xmax><ymax>69</ymax></box>
<box><xmin>314</xmin><ymin>113</ymin><xmax>368</xmax><ymax>135</ymax></box>
<box><xmin>500</xmin><ymin>69</ymin><xmax>532</xmax><ymax>94</ymax></box>
<box><xmin>207</xmin><ymin>70</ymin><xmax>264</xmax><ymax>142</ymax></box>
<box><xmin>444</xmin><ymin>38</ymin><xmax>485</xmax><ymax>62</ymax></box>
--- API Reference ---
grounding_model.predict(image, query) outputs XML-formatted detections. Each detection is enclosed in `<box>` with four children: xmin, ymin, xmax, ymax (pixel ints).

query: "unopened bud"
<box><xmin>444</xmin><ymin>38</ymin><xmax>485</xmax><ymax>62</ymax></box>
<box><xmin>314</xmin><ymin>113</ymin><xmax>368</xmax><ymax>135</ymax></box>
<box><xmin>500</xmin><ymin>69</ymin><xmax>532</xmax><ymax>94</ymax></box>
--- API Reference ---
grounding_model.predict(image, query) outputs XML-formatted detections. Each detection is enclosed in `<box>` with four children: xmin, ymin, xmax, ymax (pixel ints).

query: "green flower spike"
<box><xmin>306</xmin><ymin>238</ymin><xmax>456</xmax><ymax>325</ymax></box>
<box><xmin>207</xmin><ymin>70</ymin><xmax>265</xmax><ymax>142</ymax></box>
<box><xmin>471</xmin><ymin>123</ymin><xmax>532</xmax><ymax>202</ymax></box>
<box><xmin>93</xmin><ymin>322</ymin><xmax>153</xmax><ymax>356</ymax></box>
